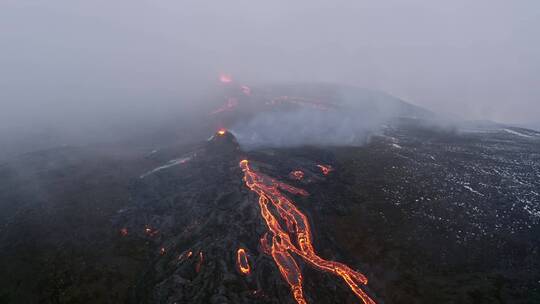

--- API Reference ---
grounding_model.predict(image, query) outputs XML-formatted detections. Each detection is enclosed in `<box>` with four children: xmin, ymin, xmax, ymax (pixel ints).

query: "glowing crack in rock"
<box><xmin>195</xmin><ymin>251</ymin><xmax>204</xmax><ymax>273</ymax></box>
<box><xmin>144</xmin><ymin>226</ymin><xmax>159</xmax><ymax>237</ymax></box>
<box><xmin>289</xmin><ymin>170</ymin><xmax>305</xmax><ymax>180</ymax></box>
<box><xmin>236</xmin><ymin>248</ymin><xmax>251</xmax><ymax>275</ymax></box>
<box><xmin>178</xmin><ymin>250</ymin><xmax>193</xmax><ymax>261</ymax></box>
<box><xmin>316</xmin><ymin>164</ymin><xmax>333</xmax><ymax>175</ymax></box>
<box><xmin>240</xmin><ymin>160</ymin><xmax>375</xmax><ymax>304</ymax></box>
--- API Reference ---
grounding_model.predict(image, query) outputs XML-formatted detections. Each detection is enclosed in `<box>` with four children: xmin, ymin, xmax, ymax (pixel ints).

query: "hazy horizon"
<box><xmin>1</xmin><ymin>0</ymin><xmax>539</xmax><ymax>147</ymax></box>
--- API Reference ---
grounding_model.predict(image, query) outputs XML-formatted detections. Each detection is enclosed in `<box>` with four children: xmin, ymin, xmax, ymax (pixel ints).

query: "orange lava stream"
<box><xmin>236</xmin><ymin>248</ymin><xmax>251</xmax><ymax>275</ymax></box>
<box><xmin>240</xmin><ymin>160</ymin><xmax>375</xmax><ymax>304</ymax></box>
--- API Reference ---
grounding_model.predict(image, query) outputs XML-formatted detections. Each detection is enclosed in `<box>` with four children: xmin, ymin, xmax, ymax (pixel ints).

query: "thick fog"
<box><xmin>1</xmin><ymin>1</ymin><xmax>539</xmax><ymax>156</ymax></box>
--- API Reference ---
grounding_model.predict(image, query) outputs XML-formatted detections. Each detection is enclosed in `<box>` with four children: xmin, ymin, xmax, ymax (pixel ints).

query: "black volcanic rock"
<box><xmin>116</xmin><ymin>132</ymin><xmax>375</xmax><ymax>304</ymax></box>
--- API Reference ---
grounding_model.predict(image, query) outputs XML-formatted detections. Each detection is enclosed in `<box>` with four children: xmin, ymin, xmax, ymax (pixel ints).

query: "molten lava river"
<box><xmin>239</xmin><ymin>160</ymin><xmax>375</xmax><ymax>304</ymax></box>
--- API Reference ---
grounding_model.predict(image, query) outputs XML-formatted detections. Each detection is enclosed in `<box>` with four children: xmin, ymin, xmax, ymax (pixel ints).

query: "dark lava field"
<box><xmin>1</xmin><ymin>84</ymin><xmax>539</xmax><ymax>304</ymax></box>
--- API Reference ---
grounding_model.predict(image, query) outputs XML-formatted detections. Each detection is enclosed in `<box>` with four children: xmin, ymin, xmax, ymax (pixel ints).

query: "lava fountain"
<box><xmin>239</xmin><ymin>160</ymin><xmax>375</xmax><ymax>304</ymax></box>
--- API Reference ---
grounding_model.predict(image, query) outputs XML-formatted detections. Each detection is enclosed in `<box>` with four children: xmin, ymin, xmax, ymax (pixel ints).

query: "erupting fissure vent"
<box><xmin>240</xmin><ymin>160</ymin><xmax>375</xmax><ymax>304</ymax></box>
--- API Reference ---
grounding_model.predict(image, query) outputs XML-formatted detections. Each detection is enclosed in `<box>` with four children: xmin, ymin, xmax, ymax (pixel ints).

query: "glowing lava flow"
<box><xmin>236</xmin><ymin>248</ymin><xmax>251</xmax><ymax>275</ymax></box>
<box><xmin>240</xmin><ymin>160</ymin><xmax>375</xmax><ymax>304</ymax></box>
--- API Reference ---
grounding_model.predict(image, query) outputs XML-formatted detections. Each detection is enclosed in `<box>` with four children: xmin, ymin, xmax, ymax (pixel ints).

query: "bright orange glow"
<box><xmin>316</xmin><ymin>164</ymin><xmax>333</xmax><ymax>175</ymax></box>
<box><xmin>240</xmin><ymin>160</ymin><xmax>375</xmax><ymax>304</ymax></box>
<box><xmin>219</xmin><ymin>73</ymin><xmax>233</xmax><ymax>83</ymax></box>
<box><xmin>217</xmin><ymin>129</ymin><xmax>227</xmax><ymax>136</ymax></box>
<box><xmin>236</xmin><ymin>248</ymin><xmax>251</xmax><ymax>275</ymax></box>
<box><xmin>289</xmin><ymin>170</ymin><xmax>305</xmax><ymax>180</ymax></box>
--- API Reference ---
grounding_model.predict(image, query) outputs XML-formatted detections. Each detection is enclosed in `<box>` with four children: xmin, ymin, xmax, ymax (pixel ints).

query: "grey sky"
<box><xmin>1</xmin><ymin>0</ymin><xmax>539</xmax><ymax>128</ymax></box>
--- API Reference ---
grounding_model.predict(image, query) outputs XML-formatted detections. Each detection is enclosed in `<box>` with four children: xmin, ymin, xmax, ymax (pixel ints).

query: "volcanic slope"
<box><xmin>118</xmin><ymin>131</ymin><xmax>378</xmax><ymax>303</ymax></box>
<box><xmin>119</xmin><ymin>123</ymin><xmax>539</xmax><ymax>304</ymax></box>
<box><xmin>0</xmin><ymin>85</ymin><xmax>539</xmax><ymax>303</ymax></box>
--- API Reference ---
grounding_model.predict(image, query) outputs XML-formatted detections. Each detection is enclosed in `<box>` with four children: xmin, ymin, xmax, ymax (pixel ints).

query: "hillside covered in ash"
<box><xmin>0</xmin><ymin>82</ymin><xmax>539</xmax><ymax>304</ymax></box>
